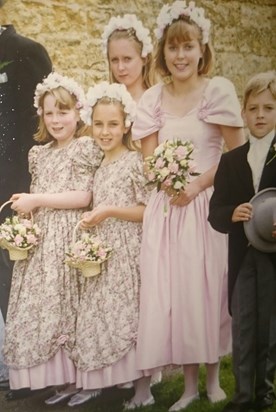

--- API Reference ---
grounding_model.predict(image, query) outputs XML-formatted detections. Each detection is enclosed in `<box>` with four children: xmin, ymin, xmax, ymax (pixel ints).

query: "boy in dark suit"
<box><xmin>209</xmin><ymin>71</ymin><xmax>276</xmax><ymax>412</ymax></box>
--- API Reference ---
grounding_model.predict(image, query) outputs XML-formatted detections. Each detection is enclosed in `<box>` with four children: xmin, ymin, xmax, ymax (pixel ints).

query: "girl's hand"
<box><xmin>232</xmin><ymin>203</ymin><xmax>253</xmax><ymax>222</ymax></box>
<box><xmin>10</xmin><ymin>193</ymin><xmax>38</xmax><ymax>214</ymax></box>
<box><xmin>81</xmin><ymin>205</ymin><xmax>111</xmax><ymax>227</ymax></box>
<box><xmin>169</xmin><ymin>180</ymin><xmax>201</xmax><ymax>207</ymax></box>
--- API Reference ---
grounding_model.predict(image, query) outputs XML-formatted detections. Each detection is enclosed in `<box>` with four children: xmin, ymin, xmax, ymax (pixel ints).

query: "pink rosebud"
<box><xmin>14</xmin><ymin>234</ymin><xmax>23</xmax><ymax>246</ymax></box>
<box><xmin>26</xmin><ymin>234</ymin><xmax>37</xmax><ymax>245</ymax></box>
<box><xmin>175</xmin><ymin>146</ymin><xmax>188</xmax><ymax>159</ymax></box>
<box><xmin>168</xmin><ymin>162</ymin><xmax>179</xmax><ymax>173</ymax></box>
<box><xmin>155</xmin><ymin>158</ymin><xmax>165</xmax><ymax>169</ymax></box>
<box><xmin>163</xmin><ymin>178</ymin><xmax>172</xmax><ymax>187</ymax></box>
<box><xmin>147</xmin><ymin>171</ymin><xmax>156</xmax><ymax>182</ymax></box>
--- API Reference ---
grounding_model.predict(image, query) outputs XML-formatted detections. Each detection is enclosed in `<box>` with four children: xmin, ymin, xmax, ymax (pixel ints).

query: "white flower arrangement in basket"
<box><xmin>65</xmin><ymin>221</ymin><xmax>112</xmax><ymax>278</ymax></box>
<box><xmin>0</xmin><ymin>201</ymin><xmax>41</xmax><ymax>261</ymax></box>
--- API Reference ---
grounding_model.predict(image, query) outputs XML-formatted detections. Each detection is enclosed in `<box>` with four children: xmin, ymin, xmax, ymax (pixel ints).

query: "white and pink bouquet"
<box><xmin>144</xmin><ymin>139</ymin><xmax>198</xmax><ymax>195</ymax></box>
<box><xmin>65</xmin><ymin>231</ymin><xmax>112</xmax><ymax>277</ymax></box>
<box><xmin>0</xmin><ymin>215</ymin><xmax>41</xmax><ymax>260</ymax></box>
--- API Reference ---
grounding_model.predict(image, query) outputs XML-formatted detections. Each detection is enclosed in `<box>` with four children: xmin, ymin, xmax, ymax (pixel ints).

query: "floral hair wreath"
<box><xmin>155</xmin><ymin>0</ymin><xmax>211</xmax><ymax>45</ymax></box>
<box><xmin>102</xmin><ymin>14</ymin><xmax>153</xmax><ymax>58</ymax></box>
<box><xmin>80</xmin><ymin>82</ymin><xmax>137</xmax><ymax>127</ymax></box>
<box><xmin>34</xmin><ymin>72</ymin><xmax>86</xmax><ymax>115</ymax></box>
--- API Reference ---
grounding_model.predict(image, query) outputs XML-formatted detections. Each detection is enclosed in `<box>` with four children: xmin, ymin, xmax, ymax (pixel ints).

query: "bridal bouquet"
<box><xmin>65</xmin><ymin>229</ymin><xmax>112</xmax><ymax>277</ymax></box>
<box><xmin>0</xmin><ymin>215</ymin><xmax>41</xmax><ymax>260</ymax></box>
<box><xmin>144</xmin><ymin>139</ymin><xmax>198</xmax><ymax>194</ymax></box>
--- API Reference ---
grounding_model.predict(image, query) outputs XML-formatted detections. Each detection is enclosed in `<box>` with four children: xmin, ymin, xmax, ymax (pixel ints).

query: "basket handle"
<box><xmin>72</xmin><ymin>220</ymin><xmax>99</xmax><ymax>244</ymax></box>
<box><xmin>0</xmin><ymin>200</ymin><xmax>13</xmax><ymax>214</ymax></box>
<box><xmin>0</xmin><ymin>199</ymin><xmax>33</xmax><ymax>223</ymax></box>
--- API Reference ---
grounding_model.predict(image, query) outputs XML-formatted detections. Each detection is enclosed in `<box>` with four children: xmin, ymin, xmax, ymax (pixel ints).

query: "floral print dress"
<box><xmin>74</xmin><ymin>150</ymin><xmax>149</xmax><ymax>389</ymax></box>
<box><xmin>3</xmin><ymin>136</ymin><xmax>102</xmax><ymax>389</ymax></box>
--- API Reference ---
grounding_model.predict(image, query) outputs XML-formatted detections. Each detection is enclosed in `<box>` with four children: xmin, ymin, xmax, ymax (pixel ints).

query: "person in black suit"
<box><xmin>209</xmin><ymin>71</ymin><xmax>276</xmax><ymax>412</ymax></box>
<box><xmin>0</xmin><ymin>22</ymin><xmax>52</xmax><ymax>322</ymax></box>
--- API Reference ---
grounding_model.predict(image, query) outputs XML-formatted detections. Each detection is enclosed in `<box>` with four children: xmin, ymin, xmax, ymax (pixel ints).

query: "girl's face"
<box><xmin>43</xmin><ymin>94</ymin><xmax>80</xmax><ymax>147</ymax></box>
<box><xmin>242</xmin><ymin>89</ymin><xmax>276</xmax><ymax>139</ymax></box>
<box><xmin>92</xmin><ymin>102</ymin><xmax>128</xmax><ymax>155</ymax></box>
<box><xmin>108</xmin><ymin>38</ymin><xmax>145</xmax><ymax>90</ymax></box>
<box><xmin>164</xmin><ymin>37</ymin><xmax>202</xmax><ymax>82</ymax></box>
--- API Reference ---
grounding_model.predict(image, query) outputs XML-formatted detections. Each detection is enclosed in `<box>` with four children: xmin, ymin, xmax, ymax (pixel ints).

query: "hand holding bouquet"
<box><xmin>65</xmin><ymin>223</ymin><xmax>112</xmax><ymax>277</ymax></box>
<box><xmin>144</xmin><ymin>139</ymin><xmax>199</xmax><ymax>196</ymax></box>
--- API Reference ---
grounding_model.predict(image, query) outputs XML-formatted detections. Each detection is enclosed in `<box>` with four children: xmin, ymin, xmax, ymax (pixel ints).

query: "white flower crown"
<box><xmin>155</xmin><ymin>1</ymin><xmax>211</xmax><ymax>45</ymax></box>
<box><xmin>34</xmin><ymin>72</ymin><xmax>86</xmax><ymax>114</ymax></box>
<box><xmin>102</xmin><ymin>14</ymin><xmax>153</xmax><ymax>58</ymax></box>
<box><xmin>80</xmin><ymin>82</ymin><xmax>137</xmax><ymax>127</ymax></box>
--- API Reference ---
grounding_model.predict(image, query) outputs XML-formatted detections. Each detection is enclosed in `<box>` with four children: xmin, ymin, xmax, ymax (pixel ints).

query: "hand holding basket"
<box><xmin>0</xmin><ymin>200</ymin><xmax>40</xmax><ymax>261</ymax></box>
<box><xmin>65</xmin><ymin>221</ymin><xmax>112</xmax><ymax>278</ymax></box>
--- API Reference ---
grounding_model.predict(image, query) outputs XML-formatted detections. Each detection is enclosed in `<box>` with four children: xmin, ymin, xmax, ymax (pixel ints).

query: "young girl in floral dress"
<box><xmin>128</xmin><ymin>1</ymin><xmax>245</xmax><ymax>410</ymax></box>
<box><xmin>65</xmin><ymin>82</ymin><xmax>150</xmax><ymax>408</ymax></box>
<box><xmin>2</xmin><ymin>72</ymin><xmax>102</xmax><ymax>404</ymax></box>
<box><xmin>102</xmin><ymin>13</ymin><xmax>155</xmax><ymax>103</ymax></box>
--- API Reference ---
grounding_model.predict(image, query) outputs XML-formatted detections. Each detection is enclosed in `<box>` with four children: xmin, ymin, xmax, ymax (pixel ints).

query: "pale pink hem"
<box><xmin>76</xmin><ymin>345</ymin><xmax>146</xmax><ymax>389</ymax></box>
<box><xmin>9</xmin><ymin>348</ymin><xmax>76</xmax><ymax>390</ymax></box>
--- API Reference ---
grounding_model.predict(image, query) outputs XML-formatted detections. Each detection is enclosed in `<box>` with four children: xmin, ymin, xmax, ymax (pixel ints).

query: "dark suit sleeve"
<box><xmin>17</xmin><ymin>41</ymin><xmax>52</xmax><ymax>116</ymax></box>
<box><xmin>208</xmin><ymin>154</ymin><xmax>237</xmax><ymax>233</ymax></box>
<box><xmin>16</xmin><ymin>40</ymin><xmax>52</xmax><ymax>192</ymax></box>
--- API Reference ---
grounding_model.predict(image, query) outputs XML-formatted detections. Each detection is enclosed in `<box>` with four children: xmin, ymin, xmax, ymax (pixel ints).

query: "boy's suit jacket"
<box><xmin>208</xmin><ymin>136</ymin><xmax>276</xmax><ymax>310</ymax></box>
<box><xmin>0</xmin><ymin>25</ymin><xmax>52</xmax><ymax>207</ymax></box>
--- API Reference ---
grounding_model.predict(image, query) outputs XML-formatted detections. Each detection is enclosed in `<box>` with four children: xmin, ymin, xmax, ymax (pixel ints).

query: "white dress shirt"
<box><xmin>247</xmin><ymin>130</ymin><xmax>275</xmax><ymax>192</ymax></box>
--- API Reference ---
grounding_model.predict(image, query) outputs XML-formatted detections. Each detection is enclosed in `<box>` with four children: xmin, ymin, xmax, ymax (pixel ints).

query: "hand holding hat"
<box><xmin>244</xmin><ymin>188</ymin><xmax>276</xmax><ymax>253</ymax></box>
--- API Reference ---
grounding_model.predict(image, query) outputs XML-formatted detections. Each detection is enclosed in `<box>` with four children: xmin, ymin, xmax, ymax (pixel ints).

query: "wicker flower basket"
<box><xmin>65</xmin><ymin>221</ymin><xmax>108</xmax><ymax>278</ymax></box>
<box><xmin>67</xmin><ymin>259</ymin><xmax>102</xmax><ymax>277</ymax></box>
<box><xmin>0</xmin><ymin>200</ymin><xmax>34</xmax><ymax>261</ymax></box>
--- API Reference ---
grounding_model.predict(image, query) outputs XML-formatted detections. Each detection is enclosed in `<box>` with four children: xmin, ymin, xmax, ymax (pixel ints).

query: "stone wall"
<box><xmin>0</xmin><ymin>0</ymin><xmax>275</xmax><ymax>98</ymax></box>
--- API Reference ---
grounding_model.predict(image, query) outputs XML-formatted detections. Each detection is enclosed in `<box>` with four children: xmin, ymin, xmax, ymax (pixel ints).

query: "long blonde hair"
<box><xmin>107</xmin><ymin>29</ymin><xmax>156</xmax><ymax>89</ymax></box>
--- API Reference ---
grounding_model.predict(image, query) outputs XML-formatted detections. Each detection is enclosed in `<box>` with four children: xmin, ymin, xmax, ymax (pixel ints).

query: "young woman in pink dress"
<box><xmin>129</xmin><ymin>1</ymin><xmax>245</xmax><ymax>410</ymax></box>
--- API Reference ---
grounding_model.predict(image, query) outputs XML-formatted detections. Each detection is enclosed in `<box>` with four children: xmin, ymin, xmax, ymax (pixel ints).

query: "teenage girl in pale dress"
<box><xmin>102</xmin><ymin>12</ymin><xmax>162</xmax><ymax>389</ymax></box>
<box><xmin>128</xmin><ymin>1</ymin><xmax>245</xmax><ymax>410</ymax></box>
<box><xmin>103</xmin><ymin>13</ymin><xmax>155</xmax><ymax>104</ymax></box>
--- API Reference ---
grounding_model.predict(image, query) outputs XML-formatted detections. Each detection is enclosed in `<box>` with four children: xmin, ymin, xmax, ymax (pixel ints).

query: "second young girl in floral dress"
<box><xmin>3</xmin><ymin>72</ymin><xmax>102</xmax><ymax>404</ymax></box>
<box><xmin>65</xmin><ymin>82</ymin><xmax>150</xmax><ymax>407</ymax></box>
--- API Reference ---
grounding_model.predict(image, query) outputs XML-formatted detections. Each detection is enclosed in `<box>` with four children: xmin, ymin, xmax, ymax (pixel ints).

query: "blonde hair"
<box><xmin>107</xmin><ymin>29</ymin><xmax>155</xmax><ymax>89</ymax></box>
<box><xmin>243</xmin><ymin>70</ymin><xmax>276</xmax><ymax>109</ymax></box>
<box><xmin>155</xmin><ymin>17</ymin><xmax>214</xmax><ymax>78</ymax></box>
<box><xmin>34</xmin><ymin>87</ymin><xmax>90</xmax><ymax>143</ymax></box>
<box><xmin>92</xmin><ymin>97</ymin><xmax>140</xmax><ymax>152</ymax></box>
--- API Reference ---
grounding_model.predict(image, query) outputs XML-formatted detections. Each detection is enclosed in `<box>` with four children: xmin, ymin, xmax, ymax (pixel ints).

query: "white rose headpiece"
<box><xmin>34</xmin><ymin>72</ymin><xmax>86</xmax><ymax>115</ymax></box>
<box><xmin>155</xmin><ymin>1</ymin><xmax>211</xmax><ymax>45</ymax></box>
<box><xmin>80</xmin><ymin>82</ymin><xmax>137</xmax><ymax>127</ymax></box>
<box><xmin>102</xmin><ymin>14</ymin><xmax>153</xmax><ymax>58</ymax></box>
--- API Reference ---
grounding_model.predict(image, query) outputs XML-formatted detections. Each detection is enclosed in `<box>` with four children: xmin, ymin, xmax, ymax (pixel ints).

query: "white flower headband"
<box><xmin>80</xmin><ymin>82</ymin><xmax>137</xmax><ymax>127</ymax></box>
<box><xmin>155</xmin><ymin>1</ymin><xmax>211</xmax><ymax>45</ymax></box>
<box><xmin>34</xmin><ymin>72</ymin><xmax>86</xmax><ymax>115</ymax></box>
<box><xmin>102</xmin><ymin>14</ymin><xmax>153</xmax><ymax>58</ymax></box>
